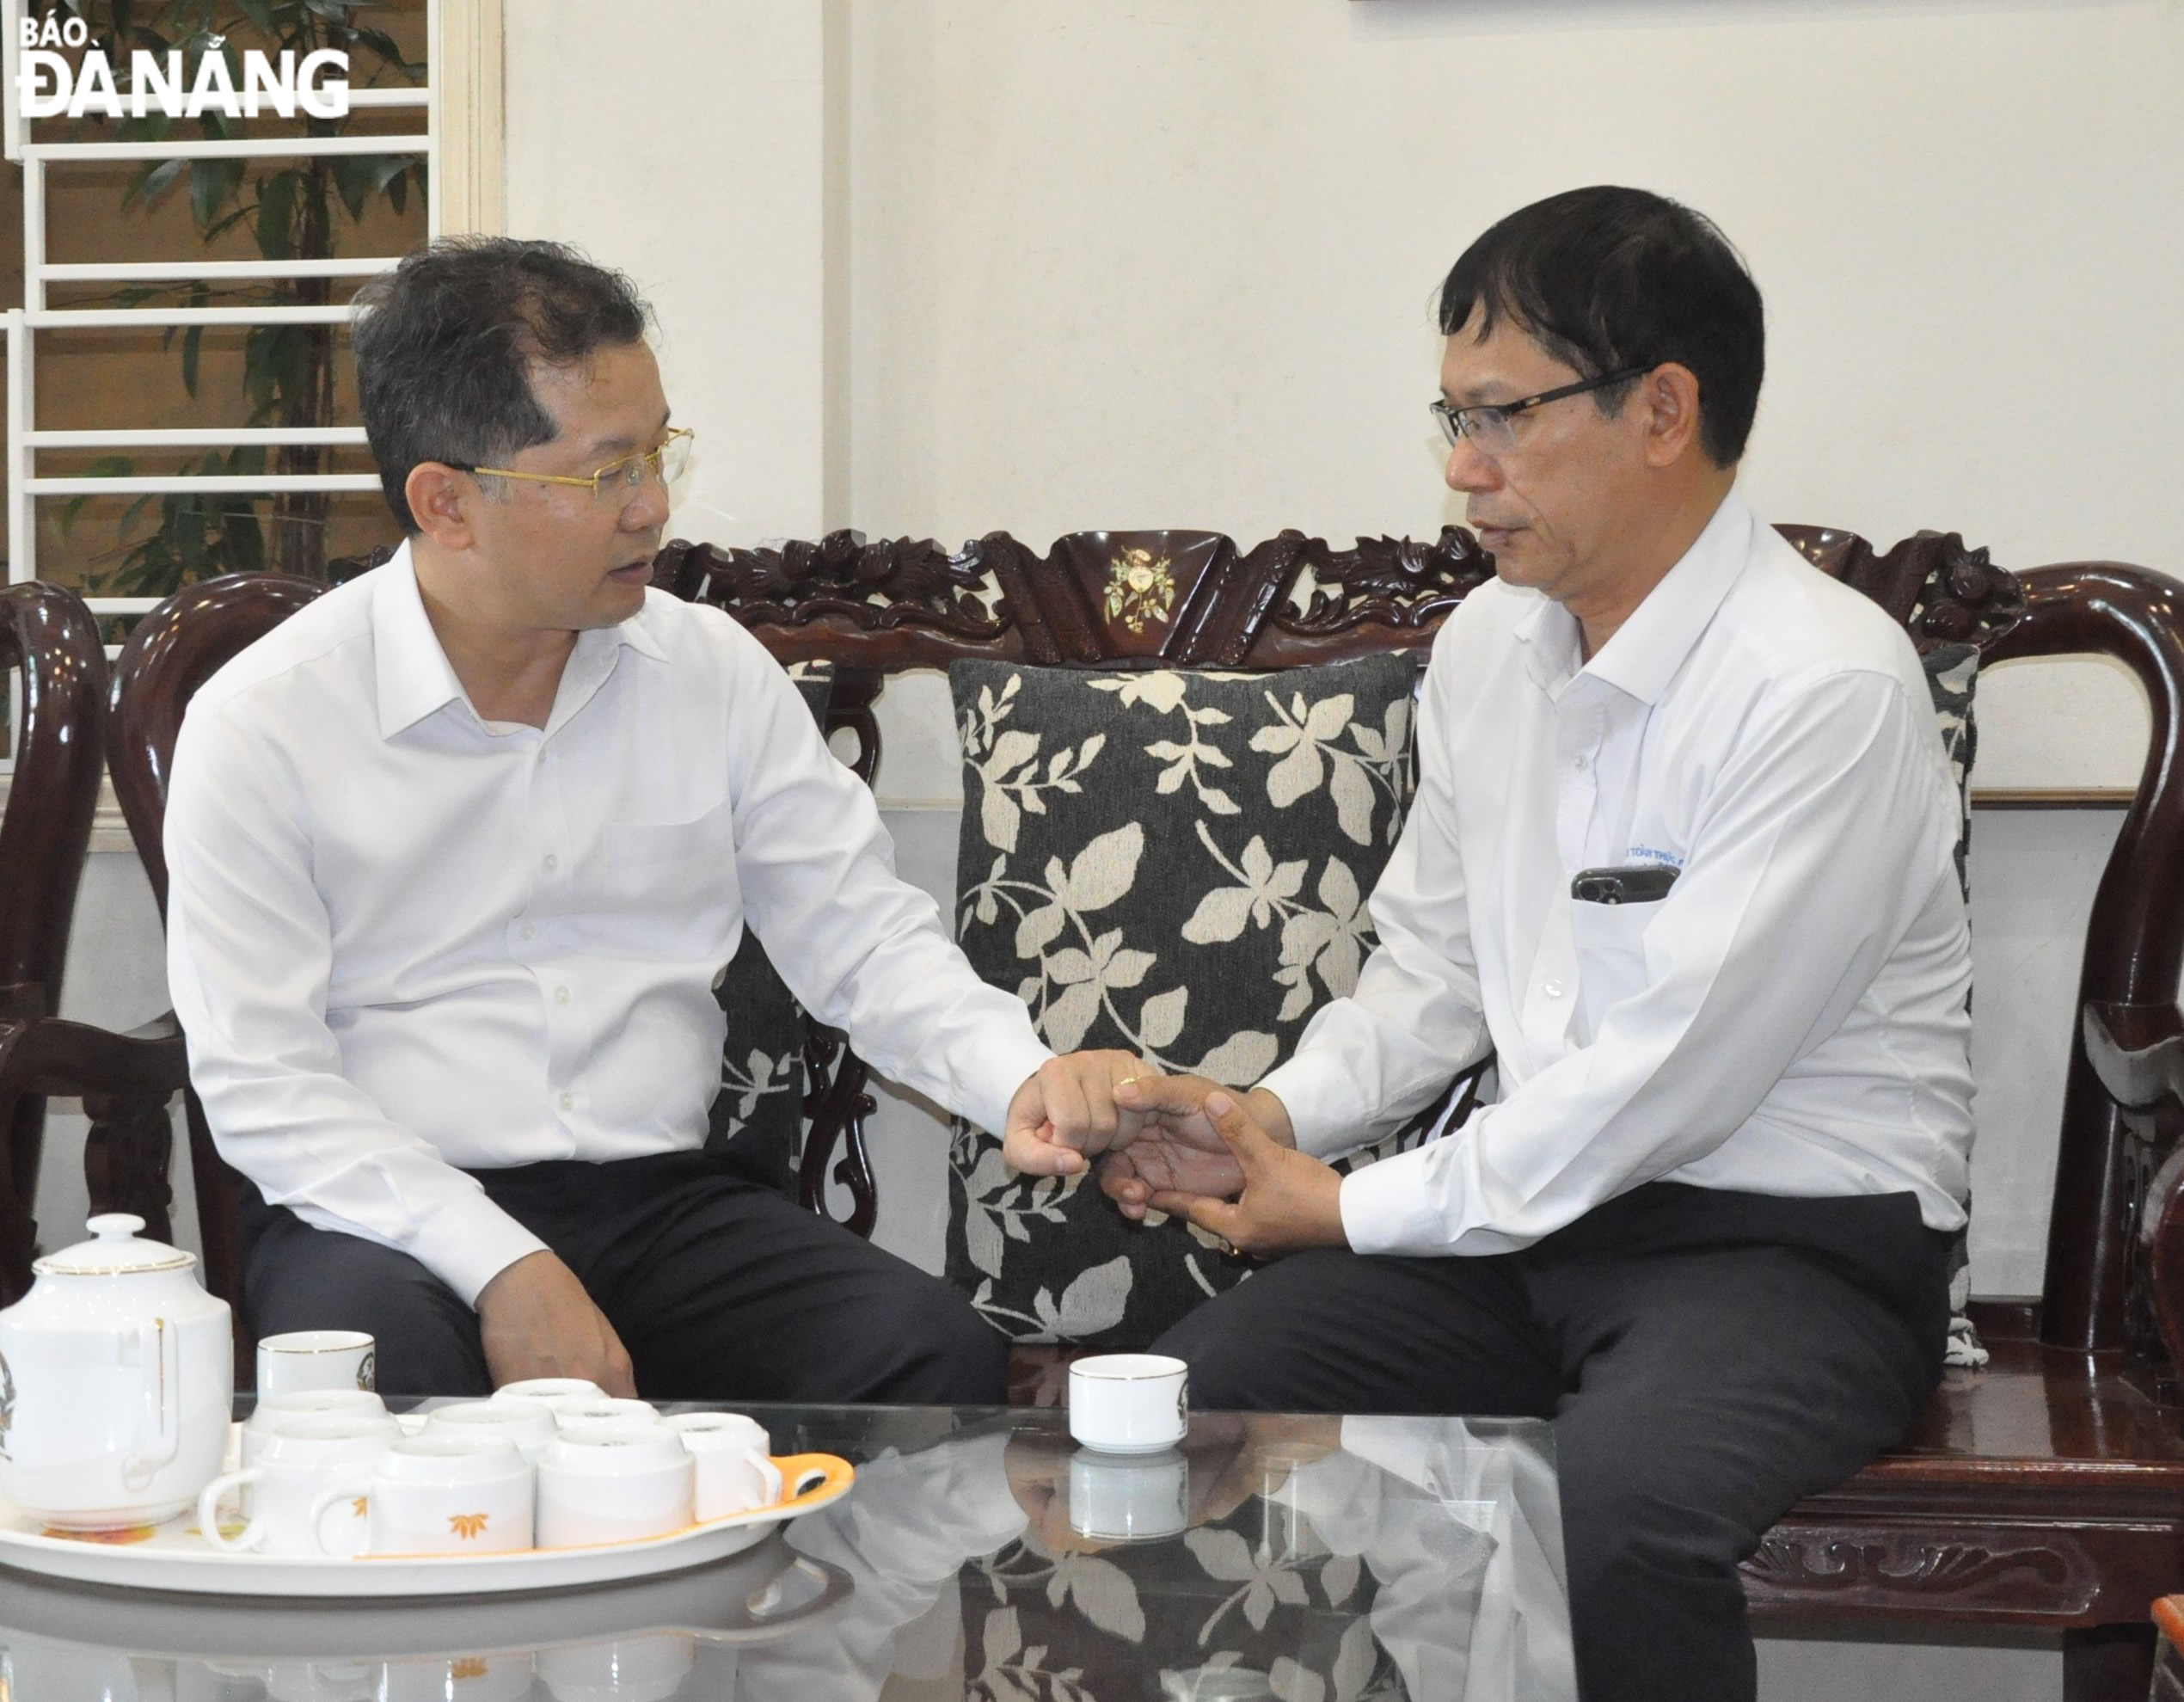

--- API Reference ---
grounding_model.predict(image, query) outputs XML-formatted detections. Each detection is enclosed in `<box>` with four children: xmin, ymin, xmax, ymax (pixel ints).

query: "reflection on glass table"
<box><xmin>0</xmin><ymin>1401</ymin><xmax>1571</xmax><ymax>1701</ymax></box>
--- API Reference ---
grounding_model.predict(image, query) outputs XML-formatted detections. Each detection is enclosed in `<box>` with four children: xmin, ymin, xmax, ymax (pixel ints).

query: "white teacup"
<box><xmin>1069</xmin><ymin>1353</ymin><xmax>1190</xmax><ymax>1454</ymax></box>
<box><xmin>310</xmin><ymin>1435</ymin><xmax>533</xmax><ymax>1556</ymax></box>
<box><xmin>424</xmin><ymin>1398</ymin><xmax>558</xmax><ymax>1463</ymax></box>
<box><xmin>256</xmin><ymin>1330</ymin><xmax>377</xmax><ymax>1397</ymax></box>
<box><xmin>536</xmin><ymin>1632</ymin><xmax>696</xmax><ymax>1702</ymax></box>
<box><xmin>1070</xmin><ymin>1446</ymin><xmax>1189</xmax><ymax>1542</ymax></box>
<box><xmin>664</xmin><ymin>1411</ymin><xmax>784</xmax><ymax>1520</ymax></box>
<box><xmin>547</xmin><ymin>1396</ymin><xmax>660</xmax><ymax>1430</ymax></box>
<box><xmin>242</xmin><ymin>1391</ymin><xmax>396</xmax><ymax>1465</ymax></box>
<box><xmin>381</xmin><ymin>1653</ymin><xmax>534</xmax><ymax>1702</ymax></box>
<box><xmin>492</xmin><ymin>1377</ymin><xmax>606</xmax><ymax>1404</ymax></box>
<box><xmin>199</xmin><ymin>1413</ymin><xmax>395</xmax><ymax>1557</ymax></box>
<box><xmin>536</xmin><ymin>1422</ymin><xmax>694</xmax><ymax>1549</ymax></box>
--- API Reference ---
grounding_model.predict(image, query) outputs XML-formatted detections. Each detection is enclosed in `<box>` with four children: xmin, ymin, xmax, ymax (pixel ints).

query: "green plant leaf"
<box><xmin>180</xmin><ymin>323</ymin><xmax>202</xmax><ymax>396</ymax></box>
<box><xmin>329</xmin><ymin>154</ymin><xmax>374</xmax><ymax>222</ymax></box>
<box><xmin>347</xmin><ymin>24</ymin><xmax>420</xmax><ymax>77</ymax></box>
<box><xmin>235</xmin><ymin>0</ymin><xmax>275</xmax><ymax>28</ymax></box>
<box><xmin>52</xmin><ymin>456</ymin><xmax>138</xmax><ymax>538</ymax></box>
<box><xmin>128</xmin><ymin>156</ymin><xmax>187</xmax><ymax>210</ymax></box>
<box><xmin>188</xmin><ymin>155</ymin><xmax>245</xmax><ymax>231</ymax></box>
<box><xmin>255</xmin><ymin>169</ymin><xmax>297</xmax><ymax>259</ymax></box>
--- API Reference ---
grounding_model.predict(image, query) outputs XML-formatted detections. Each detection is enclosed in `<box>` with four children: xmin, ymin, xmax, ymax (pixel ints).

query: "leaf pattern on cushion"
<box><xmin>705</xmin><ymin>661</ymin><xmax>835</xmax><ymax>1195</ymax></box>
<box><xmin>947</xmin><ymin>656</ymin><xmax>1423</xmax><ymax>1346</ymax></box>
<box><xmin>1920</xmin><ymin>641</ymin><xmax>1986</xmax><ymax>1367</ymax></box>
<box><xmin>966</xmin><ymin>1500</ymin><xmax>1412</xmax><ymax>1702</ymax></box>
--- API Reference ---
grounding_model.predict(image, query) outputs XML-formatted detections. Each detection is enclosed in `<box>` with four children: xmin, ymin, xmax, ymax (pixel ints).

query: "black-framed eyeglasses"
<box><xmin>1431</xmin><ymin>368</ymin><xmax>1650</xmax><ymax>457</ymax></box>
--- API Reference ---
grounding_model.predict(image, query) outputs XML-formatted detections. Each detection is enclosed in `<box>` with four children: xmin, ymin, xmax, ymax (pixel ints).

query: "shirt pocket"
<box><xmin>1570</xmin><ymin>898</ymin><xmax>1657</xmax><ymax>1030</ymax></box>
<box><xmin>588</xmin><ymin>800</ymin><xmax>737</xmax><ymax>927</ymax></box>
<box><xmin>598</xmin><ymin>805</ymin><xmax>730</xmax><ymax>870</ymax></box>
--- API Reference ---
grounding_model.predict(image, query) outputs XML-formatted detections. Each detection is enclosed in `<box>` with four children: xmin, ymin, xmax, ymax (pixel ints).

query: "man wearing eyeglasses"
<box><xmin>1022</xmin><ymin>187</ymin><xmax>1973</xmax><ymax>1699</ymax></box>
<box><xmin>164</xmin><ymin>237</ymin><xmax>1147</xmax><ymax>1401</ymax></box>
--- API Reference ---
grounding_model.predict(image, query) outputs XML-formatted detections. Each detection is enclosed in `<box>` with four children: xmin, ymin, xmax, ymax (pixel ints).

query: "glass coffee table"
<box><xmin>0</xmin><ymin>1400</ymin><xmax>1573</xmax><ymax>1701</ymax></box>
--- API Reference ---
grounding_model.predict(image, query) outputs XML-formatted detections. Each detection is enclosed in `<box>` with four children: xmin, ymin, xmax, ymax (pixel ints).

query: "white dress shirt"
<box><xmin>166</xmin><ymin>544</ymin><xmax>1052</xmax><ymax>1303</ymax></box>
<box><xmin>1258</xmin><ymin>491</ymin><xmax>1974</xmax><ymax>1257</ymax></box>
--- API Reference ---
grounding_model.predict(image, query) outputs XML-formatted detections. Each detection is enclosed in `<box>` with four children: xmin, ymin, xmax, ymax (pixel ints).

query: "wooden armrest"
<box><xmin>2083</xmin><ymin>1001</ymin><xmax>2184</xmax><ymax>1113</ymax></box>
<box><xmin>0</xmin><ymin>1012</ymin><xmax>187</xmax><ymax>1101</ymax></box>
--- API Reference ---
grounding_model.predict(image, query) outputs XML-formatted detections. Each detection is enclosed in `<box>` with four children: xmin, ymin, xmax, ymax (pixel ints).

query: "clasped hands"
<box><xmin>475</xmin><ymin>1051</ymin><xmax>1346</xmax><ymax>1393</ymax></box>
<box><xmin>1003</xmin><ymin>1054</ymin><xmax>1347</xmax><ymax>1256</ymax></box>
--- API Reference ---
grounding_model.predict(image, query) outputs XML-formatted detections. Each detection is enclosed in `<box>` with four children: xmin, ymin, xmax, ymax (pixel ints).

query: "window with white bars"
<box><xmin>0</xmin><ymin>0</ymin><xmax>472</xmax><ymax>632</ymax></box>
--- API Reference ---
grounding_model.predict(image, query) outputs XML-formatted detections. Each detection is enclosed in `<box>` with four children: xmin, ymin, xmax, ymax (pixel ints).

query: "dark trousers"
<box><xmin>241</xmin><ymin>1150</ymin><xmax>1008</xmax><ymax>1404</ymax></box>
<box><xmin>1150</xmin><ymin>1182</ymin><xmax>1952</xmax><ymax>1702</ymax></box>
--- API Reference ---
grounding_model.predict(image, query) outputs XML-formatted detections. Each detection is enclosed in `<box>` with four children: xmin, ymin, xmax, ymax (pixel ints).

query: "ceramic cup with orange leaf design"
<box><xmin>535</xmin><ymin>1422</ymin><xmax>694</xmax><ymax>1549</ymax></box>
<box><xmin>309</xmin><ymin>1433</ymin><xmax>533</xmax><ymax>1557</ymax></box>
<box><xmin>198</xmin><ymin>1411</ymin><xmax>397</xmax><ymax>1557</ymax></box>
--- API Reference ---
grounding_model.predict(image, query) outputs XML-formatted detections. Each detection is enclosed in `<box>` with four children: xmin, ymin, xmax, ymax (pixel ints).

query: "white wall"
<box><xmin>845</xmin><ymin>0</ymin><xmax>2180</xmax><ymax>799</ymax></box>
<box><xmin>504</xmin><ymin>0</ymin><xmax>833</xmax><ymax>543</ymax></box>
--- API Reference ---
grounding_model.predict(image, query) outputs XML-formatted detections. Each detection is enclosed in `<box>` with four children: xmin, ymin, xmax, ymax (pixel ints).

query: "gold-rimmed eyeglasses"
<box><xmin>451</xmin><ymin>427</ymin><xmax>694</xmax><ymax>503</ymax></box>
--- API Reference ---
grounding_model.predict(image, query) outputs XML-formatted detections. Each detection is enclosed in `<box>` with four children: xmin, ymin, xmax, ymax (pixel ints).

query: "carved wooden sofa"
<box><xmin>50</xmin><ymin>522</ymin><xmax>2184</xmax><ymax>1690</ymax></box>
<box><xmin>659</xmin><ymin>522</ymin><xmax>2184</xmax><ymax>1696</ymax></box>
<box><xmin>0</xmin><ymin>582</ymin><xmax>109</xmax><ymax>1302</ymax></box>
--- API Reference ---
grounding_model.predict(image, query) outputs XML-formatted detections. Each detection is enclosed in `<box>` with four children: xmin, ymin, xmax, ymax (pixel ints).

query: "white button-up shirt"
<box><xmin>166</xmin><ymin>545</ymin><xmax>1052</xmax><ymax>1303</ymax></box>
<box><xmin>1259</xmin><ymin>493</ymin><xmax>1974</xmax><ymax>1257</ymax></box>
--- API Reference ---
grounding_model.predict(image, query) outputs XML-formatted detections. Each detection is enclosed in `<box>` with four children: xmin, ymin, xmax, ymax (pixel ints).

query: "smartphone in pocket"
<box><xmin>1570</xmin><ymin>863</ymin><xmax>1679</xmax><ymax>906</ymax></box>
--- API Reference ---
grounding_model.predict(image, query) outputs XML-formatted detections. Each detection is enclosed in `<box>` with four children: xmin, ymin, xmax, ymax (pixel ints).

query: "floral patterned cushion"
<box><xmin>942</xmin><ymin>642</ymin><xmax>1986</xmax><ymax>1361</ymax></box>
<box><xmin>705</xmin><ymin>661</ymin><xmax>834</xmax><ymax>1195</ymax></box>
<box><xmin>945</xmin><ymin>656</ymin><xmax>1424</xmax><ymax>1346</ymax></box>
<box><xmin>1923</xmin><ymin>642</ymin><xmax>1987</xmax><ymax>1367</ymax></box>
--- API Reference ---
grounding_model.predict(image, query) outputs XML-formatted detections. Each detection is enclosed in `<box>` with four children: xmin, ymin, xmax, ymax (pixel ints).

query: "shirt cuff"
<box><xmin>1258</xmin><ymin>1051</ymin><xmax>1362</xmax><ymax>1160</ymax></box>
<box><xmin>410</xmin><ymin>1198</ymin><xmax>552</xmax><ymax>1308</ymax></box>
<box><xmin>1337</xmin><ymin>1148</ymin><xmax>1454</xmax><ymax>1257</ymax></box>
<box><xmin>956</xmin><ymin>1022</ymin><xmax>1058</xmax><ymax>1140</ymax></box>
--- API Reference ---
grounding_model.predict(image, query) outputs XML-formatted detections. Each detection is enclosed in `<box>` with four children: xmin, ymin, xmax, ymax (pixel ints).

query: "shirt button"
<box><xmin>1570</xmin><ymin>757</ymin><xmax>1588</xmax><ymax>772</ymax></box>
<box><xmin>555</xmin><ymin>986</ymin><xmax>571</xmax><ymax>1005</ymax></box>
<box><xmin>559</xmin><ymin>1092</ymin><xmax>574</xmax><ymax>1112</ymax></box>
<box><xmin>543</xmin><ymin>854</ymin><xmax>559</xmax><ymax>873</ymax></box>
<box><xmin>519</xmin><ymin>924</ymin><xmax>536</xmax><ymax>941</ymax></box>
<box><xmin>1543</xmin><ymin>980</ymin><xmax>1567</xmax><ymax>999</ymax></box>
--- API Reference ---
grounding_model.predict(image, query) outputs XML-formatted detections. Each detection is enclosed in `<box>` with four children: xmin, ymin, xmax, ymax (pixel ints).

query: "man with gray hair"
<box><xmin>165</xmin><ymin>237</ymin><xmax>1149</xmax><ymax>1398</ymax></box>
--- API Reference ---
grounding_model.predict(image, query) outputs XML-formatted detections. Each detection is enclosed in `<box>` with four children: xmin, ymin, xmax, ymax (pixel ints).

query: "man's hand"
<box><xmin>1169</xmin><ymin>1090</ymin><xmax>1347</xmax><ymax>1257</ymax></box>
<box><xmin>1003</xmin><ymin>1050</ymin><xmax>1163</xmax><ymax>1177</ymax></box>
<box><xmin>1100</xmin><ymin>1075</ymin><xmax>1298</xmax><ymax>1220</ymax></box>
<box><xmin>476</xmin><ymin>1250</ymin><xmax>635</xmax><ymax>1396</ymax></box>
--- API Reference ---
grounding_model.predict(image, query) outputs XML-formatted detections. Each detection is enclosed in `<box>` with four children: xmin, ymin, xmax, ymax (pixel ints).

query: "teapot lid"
<box><xmin>34</xmin><ymin>1214</ymin><xmax>195</xmax><ymax>1276</ymax></box>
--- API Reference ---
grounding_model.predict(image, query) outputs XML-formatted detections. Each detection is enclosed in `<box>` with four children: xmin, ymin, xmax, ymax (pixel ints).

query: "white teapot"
<box><xmin>0</xmin><ymin>1214</ymin><xmax>232</xmax><ymax>1528</ymax></box>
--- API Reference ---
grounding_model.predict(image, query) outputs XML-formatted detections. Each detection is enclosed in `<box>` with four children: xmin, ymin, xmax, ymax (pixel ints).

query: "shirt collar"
<box><xmin>1513</xmin><ymin>488</ymin><xmax>1755</xmax><ymax>707</ymax></box>
<box><xmin>1584</xmin><ymin>489</ymin><xmax>1752</xmax><ymax>705</ymax></box>
<box><xmin>371</xmin><ymin>542</ymin><xmax>672</xmax><ymax>741</ymax></box>
<box><xmin>372</xmin><ymin>542</ymin><xmax>464</xmax><ymax>740</ymax></box>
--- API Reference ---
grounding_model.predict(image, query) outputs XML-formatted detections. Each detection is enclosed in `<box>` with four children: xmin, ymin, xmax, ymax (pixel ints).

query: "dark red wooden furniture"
<box><xmin>92</xmin><ymin>573</ymin><xmax>332</xmax><ymax>1325</ymax></box>
<box><xmin>660</xmin><ymin>523</ymin><xmax>2184</xmax><ymax>1697</ymax></box>
<box><xmin>0</xmin><ymin>582</ymin><xmax>110</xmax><ymax>1301</ymax></box>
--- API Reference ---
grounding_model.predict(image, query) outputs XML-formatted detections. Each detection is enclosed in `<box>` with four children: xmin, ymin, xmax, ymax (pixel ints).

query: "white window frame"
<box><xmin>0</xmin><ymin>0</ymin><xmax>503</xmax><ymax>620</ymax></box>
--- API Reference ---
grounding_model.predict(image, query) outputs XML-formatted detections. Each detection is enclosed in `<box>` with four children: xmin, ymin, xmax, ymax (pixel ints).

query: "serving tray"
<box><xmin>0</xmin><ymin>1532</ymin><xmax>852</xmax><ymax>1665</ymax></box>
<box><xmin>0</xmin><ymin>1451</ymin><xmax>854</xmax><ymax>1599</ymax></box>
